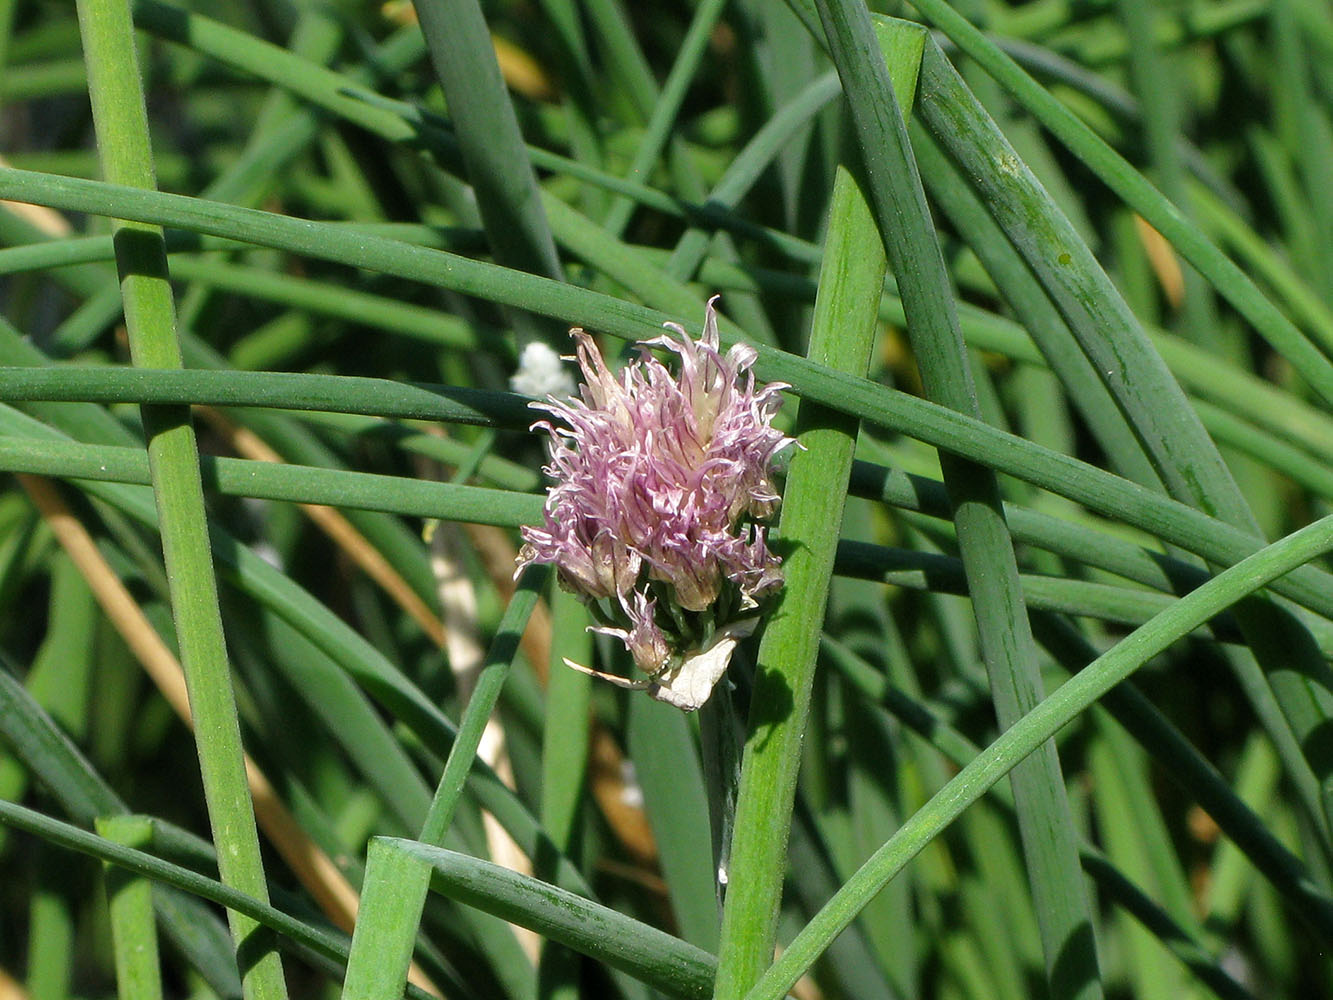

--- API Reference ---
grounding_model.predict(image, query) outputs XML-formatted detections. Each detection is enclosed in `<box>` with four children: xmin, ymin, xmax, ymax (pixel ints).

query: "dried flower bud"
<box><xmin>509</xmin><ymin>341</ymin><xmax>576</xmax><ymax>399</ymax></box>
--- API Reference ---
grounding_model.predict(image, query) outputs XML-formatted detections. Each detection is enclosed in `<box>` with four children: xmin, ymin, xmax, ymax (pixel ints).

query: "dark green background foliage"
<box><xmin>1</xmin><ymin>1</ymin><xmax>1332</xmax><ymax>998</ymax></box>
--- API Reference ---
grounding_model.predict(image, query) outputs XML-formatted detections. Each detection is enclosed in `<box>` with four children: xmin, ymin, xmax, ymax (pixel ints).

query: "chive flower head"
<box><xmin>516</xmin><ymin>297</ymin><xmax>794</xmax><ymax>709</ymax></box>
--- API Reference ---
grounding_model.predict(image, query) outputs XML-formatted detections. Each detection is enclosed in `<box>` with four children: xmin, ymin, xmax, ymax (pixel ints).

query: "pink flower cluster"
<box><xmin>517</xmin><ymin>298</ymin><xmax>794</xmax><ymax>690</ymax></box>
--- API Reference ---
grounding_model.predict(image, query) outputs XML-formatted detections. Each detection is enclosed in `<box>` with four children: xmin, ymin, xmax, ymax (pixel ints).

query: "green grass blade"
<box><xmin>74</xmin><ymin>2</ymin><xmax>286</xmax><ymax>993</ymax></box>
<box><xmin>0</xmin><ymin>649</ymin><xmax>134</xmax><ymax>819</ymax></box>
<box><xmin>9</xmin><ymin>177</ymin><xmax>1333</xmax><ymax>620</ymax></box>
<box><xmin>0</xmin><ymin>412</ymin><xmax>594</xmax><ymax>907</ymax></box>
<box><xmin>25</xmin><ymin>860</ymin><xmax>76</xmax><ymax>1000</ymax></box>
<box><xmin>0</xmin><ymin>432</ymin><xmax>544</xmax><ymax>527</ymax></box>
<box><xmin>245</xmin><ymin>612</ymin><xmax>434</xmax><ymax>834</ymax></box>
<box><xmin>908</xmin><ymin>127</ymin><xmax>1160</xmax><ymax>489</ymax></box>
<box><xmin>600</xmin><ymin>0</ymin><xmax>729</xmax><ymax>238</ymax></box>
<box><xmin>0</xmin><ymin>799</ymin><xmax>434</xmax><ymax>999</ymax></box>
<box><xmin>627</xmin><ymin>694</ymin><xmax>720</xmax><ymax>953</ymax></box>
<box><xmin>1086</xmin><ymin>720</ymin><xmax>1187</xmax><ymax>997</ymax></box>
<box><xmin>665</xmin><ymin>70</ymin><xmax>842</xmax><ymax>280</ymax></box>
<box><xmin>1112</xmin><ymin>0</ymin><xmax>1219</xmax><ymax>350</ymax></box>
<box><xmin>820</xmin><ymin>637</ymin><xmax>1262</xmax><ymax>1000</ymax></box>
<box><xmin>907</xmin><ymin>0</ymin><xmax>1333</xmax><ymax>395</ymax></box>
<box><xmin>784</xmin><ymin>800</ymin><xmax>902</xmax><ymax>1000</ymax></box>
<box><xmin>6</xmin><ymin>425</ymin><xmax>1333</xmax><ymax>658</ymax></box>
<box><xmin>711</xmin><ymin>18</ymin><xmax>923</xmax><ymax>996</ymax></box>
<box><xmin>392</xmin><ymin>839</ymin><xmax>717</xmax><ymax>1000</ymax></box>
<box><xmin>339</xmin><ymin>839</ymin><xmax>433</xmax><ymax>1000</ymax></box>
<box><xmin>711</xmin><ymin>161</ymin><xmax>878</xmax><ymax>993</ymax></box>
<box><xmin>537</xmin><ymin>584</ymin><xmax>592</xmax><ymax>1000</ymax></box>
<box><xmin>831</xmin><ymin>539</ymin><xmax>1319</xmax><ymax>650</ymax></box>
<box><xmin>1033</xmin><ymin>615</ymin><xmax>1333</xmax><ymax>952</ymax></box>
<box><xmin>748</xmin><ymin>514</ymin><xmax>1333</xmax><ymax>1000</ymax></box>
<box><xmin>96</xmin><ymin>815</ymin><xmax>166</xmax><ymax>1000</ymax></box>
<box><xmin>158</xmin><ymin>257</ymin><xmax>488</xmax><ymax>353</ymax></box>
<box><xmin>0</xmin><ymin>366</ymin><xmax>532</xmax><ymax>427</ymax></box>
<box><xmin>8</xmin><ymin>369</ymin><xmax>1333</xmax><ymax>634</ymax></box>
<box><xmin>916</xmin><ymin>37</ymin><xmax>1333</xmax><ymax>843</ymax></box>
<box><xmin>128</xmin><ymin>0</ymin><xmax>773</xmax><ymax>260</ymax></box>
<box><xmin>816</xmin><ymin>7</ymin><xmax>1101</xmax><ymax>996</ymax></box>
<box><xmin>0</xmin><ymin>664</ymin><xmax>242</xmax><ymax>996</ymax></box>
<box><xmin>1190</xmin><ymin>181</ymin><xmax>1333</xmax><ymax>351</ymax></box>
<box><xmin>914</xmin><ymin>40</ymin><xmax>1241</xmax><ymax>526</ymax></box>
<box><xmin>411</xmin><ymin>0</ymin><xmax>562</xmax><ymax>292</ymax></box>
<box><xmin>419</xmin><ymin>566</ymin><xmax>549</xmax><ymax>846</ymax></box>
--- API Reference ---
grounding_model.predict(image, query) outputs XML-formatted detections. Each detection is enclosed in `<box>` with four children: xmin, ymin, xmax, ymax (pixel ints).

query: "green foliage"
<box><xmin>0</xmin><ymin>1</ymin><xmax>1331</xmax><ymax>998</ymax></box>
